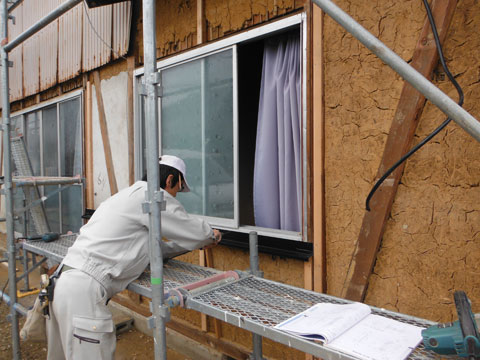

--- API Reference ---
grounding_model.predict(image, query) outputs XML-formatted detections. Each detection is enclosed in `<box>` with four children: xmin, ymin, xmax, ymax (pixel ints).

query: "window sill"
<box><xmin>219</xmin><ymin>231</ymin><xmax>312</xmax><ymax>261</ymax></box>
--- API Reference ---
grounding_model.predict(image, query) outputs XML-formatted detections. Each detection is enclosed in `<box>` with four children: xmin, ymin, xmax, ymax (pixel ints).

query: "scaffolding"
<box><xmin>1</xmin><ymin>0</ymin><xmax>480</xmax><ymax>359</ymax></box>
<box><xmin>21</xmin><ymin>233</ymin><xmax>458</xmax><ymax>360</ymax></box>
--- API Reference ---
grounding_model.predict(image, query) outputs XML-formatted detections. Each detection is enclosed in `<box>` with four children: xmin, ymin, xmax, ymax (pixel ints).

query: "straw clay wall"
<box><xmin>324</xmin><ymin>0</ymin><xmax>480</xmax><ymax>322</ymax></box>
<box><xmin>134</xmin><ymin>0</ymin><xmax>305</xmax><ymax>60</ymax></box>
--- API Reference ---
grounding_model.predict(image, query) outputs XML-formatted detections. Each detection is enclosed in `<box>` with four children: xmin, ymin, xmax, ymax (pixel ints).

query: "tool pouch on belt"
<box><xmin>20</xmin><ymin>295</ymin><xmax>47</xmax><ymax>342</ymax></box>
<box><xmin>20</xmin><ymin>265</ymin><xmax>62</xmax><ymax>343</ymax></box>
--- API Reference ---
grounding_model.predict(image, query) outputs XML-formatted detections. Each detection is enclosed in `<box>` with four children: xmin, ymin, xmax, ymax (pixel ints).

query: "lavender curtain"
<box><xmin>254</xmin><ymin>33</ymin><xmax>301</xmax><ymax>232</ymax></box>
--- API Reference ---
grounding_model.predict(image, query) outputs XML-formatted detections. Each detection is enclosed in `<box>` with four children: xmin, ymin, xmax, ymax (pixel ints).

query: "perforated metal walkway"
<box><xmin>22</xmin><ymin>235</ymin><xmax>455</xmax><ymax>360</ymax></box>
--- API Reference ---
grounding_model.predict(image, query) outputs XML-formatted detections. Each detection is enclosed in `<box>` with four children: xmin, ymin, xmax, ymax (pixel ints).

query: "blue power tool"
<box><xmin>422</xmin><ymin>291</ymin><xmax>480</xmax><ymax>359</ymax></box>
<box><xmin>26</xmin><ymin>232</ymin><xmax>60</xmax><ymax>243</ymax></box>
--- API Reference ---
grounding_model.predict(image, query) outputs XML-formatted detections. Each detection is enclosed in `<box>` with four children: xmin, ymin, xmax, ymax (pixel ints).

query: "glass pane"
<box><xmin>42</xmin><ymin>106</ymin><xmax>58</xmax><ymax>176</ymax></box>
<box><xmin>10</xmin><ymin>115</ymin><xmax>22</xmax><ymax>180</ymax></box>
<box><xmin>25</xmin><ymin>112</ymin><xmax>41</xmax><ymax>176</ymax></box>
<box><xmin>61</xmin><ymin>185</ymin><xmax>82</xmax><ymax>232</ymax></box>
<box><xmin>59</xmin><ymin>97</ymin><xmax>82</xmax><ymax>177</ymax></box>
<box><xmin>161</xmin><ymin>49</ymin><xmax>234</xmax><ymax>219</ymax></box>
<box><xmin>44</xmin><ymin>185</ymin><xmax>60</xmax><ymax>233</ymax></box>
<box><xmin>11</xmin><ymin>115</ymin><xmax>26</xmax><ymax>234</ymax></box>
<box><xmin>13</xmin><ymin>188</ymin><xmax>26</xmax><ymax>235</ymax></box>
<box><xmin>42</xmin><ymin>105</ymin><xmax>60</xmax><ymax>233</ymax></box>
<box><xmin>23</xmin><ymin>112</ymin><xmax>41</xmax><ymax>234</ymax></box>
<box><xmin>59</xmin><ymin>97</ymin><xmax>83</xmax><ymax>232</ymax></box>
<box><xmin>11</xmin><ymin>115</ymin><xmax>23</xmax><ymax>138</ymax></box>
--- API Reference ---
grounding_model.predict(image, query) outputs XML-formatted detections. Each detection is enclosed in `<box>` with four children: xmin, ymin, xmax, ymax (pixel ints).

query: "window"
<box><xmin>12</xmin><ymin>92</ymin><xmax>84</xmax><ymax>235</ymax></box>
<box><xmin>161</xmin><ymin>49</ymin><xmax>235</xmax><ymax>223</ymax></box>
<box><xmin>136</xmin><ymin>14</ymin><xmax>306</xmax><ymax>241</ymax></box>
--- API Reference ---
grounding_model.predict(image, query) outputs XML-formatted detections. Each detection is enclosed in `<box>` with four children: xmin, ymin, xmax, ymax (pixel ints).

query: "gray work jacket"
<box><xmin>63</xmin><ymin>181</ymin><xmax>214</xmax><ymax>298</ymax></box>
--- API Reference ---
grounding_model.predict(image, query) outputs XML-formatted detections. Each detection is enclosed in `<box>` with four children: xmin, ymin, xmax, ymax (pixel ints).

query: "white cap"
<box><xmin>159</xmin><ymin>155</ymin><xmax>191</xmax><ymax>192</ymax></box>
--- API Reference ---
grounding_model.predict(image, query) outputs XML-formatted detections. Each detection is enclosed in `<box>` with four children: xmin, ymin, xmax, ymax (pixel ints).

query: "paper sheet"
<box><xmin>275</xmin><ymin>302</ymin><xmax>371</xmax><ymax>343</ymax></box>
<box><xmin>326</xmin><ymin>314</ymin><xmax>424</xmax><ymax>360</ymax></box>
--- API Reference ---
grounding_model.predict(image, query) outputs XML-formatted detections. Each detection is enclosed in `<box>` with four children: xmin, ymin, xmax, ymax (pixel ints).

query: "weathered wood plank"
<box><xmin>197</xmin><ymin>0</ymin><xmax>206</xmax><ymax>44</ymax></box>
<box><xmin>85</xmin><ymin>77</ymin><xmax>94</xmax><ymax>208</ymax></box>
<box><xmin>93</xmin><ymin>70</ymin><xmax>118</xmax><ymax>195</ymax></box>
<box><xmin>313</xmin><ymin>3</ymin><xmax>326</xmax><ymax>294</ymax></box>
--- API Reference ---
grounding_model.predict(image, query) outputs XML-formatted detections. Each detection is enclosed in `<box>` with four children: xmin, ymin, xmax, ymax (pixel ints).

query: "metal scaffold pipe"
<box><xmin>142</xmin><ymin>0</ymin><xmax>168</xmax><ymax>359</ymax></box>
<box><xmin>312</xmin><ymin>0</ymin><xmax>480</xmax><ymax>143</ymax></box>
<box><xmin>1</xmin><ymin>0</ymin><xmax>20</xmax><ymax>358</ymax></box>
<box><xmin>0</xmin><ymin>290</ymin><xmax>27</xmax><ymax>317</ymax></box>
<box><xmin>7</xmin><ymin>0</ymin><xmax>23</xmax><ymax>13</ymax></box>
<box><xmin>4</xmin><ymin>0</ymin><xmax>82</xmax><ymax>52</ymax></box>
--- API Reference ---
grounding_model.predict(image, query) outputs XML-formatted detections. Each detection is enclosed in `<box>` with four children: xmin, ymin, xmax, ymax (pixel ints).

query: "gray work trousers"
<box><xmin>46</xmin><ymin>269</ymin><xmax>116</xmax><ymax>360</ymax></box>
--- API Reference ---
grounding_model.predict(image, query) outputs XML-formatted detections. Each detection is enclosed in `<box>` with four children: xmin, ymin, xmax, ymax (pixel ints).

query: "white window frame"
<box><xmin>159</xmin><ymin>46</ymin><xmax>238</xmax><ymax>229</ymax></box>
<box><xmin>135</xmin><ymin>13</ymin><xmax>307</xmax><ymax>241</ymax></box>
<box><xmin>11</xmin><ymin>89</ymin><xmax>85</xmax><ymax>234</ymax></box>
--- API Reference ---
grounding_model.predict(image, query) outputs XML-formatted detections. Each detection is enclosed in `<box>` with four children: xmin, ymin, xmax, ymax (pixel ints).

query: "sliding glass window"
<box><xmin>138</xmin><ymin>48</ymin><xmax>238</xmax><ymax>227</ymax></box>
<box><xmin>11</xmin><ymin>93</ymin><xmax>84</xmax><ymax>235</ymax></box>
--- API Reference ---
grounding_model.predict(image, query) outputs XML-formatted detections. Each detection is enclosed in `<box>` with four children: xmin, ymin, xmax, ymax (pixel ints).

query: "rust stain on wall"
<box><xmin>324</xmin><ymin>0</ymin><xmax>480</xmax><ymax>322</ymax></box>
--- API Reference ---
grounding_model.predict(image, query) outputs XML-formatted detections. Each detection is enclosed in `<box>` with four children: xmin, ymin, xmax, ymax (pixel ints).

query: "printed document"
<box><xmin>274</xmin><ymin>302</ymin><xmax>424</xmax><ymax>360</ymax></box>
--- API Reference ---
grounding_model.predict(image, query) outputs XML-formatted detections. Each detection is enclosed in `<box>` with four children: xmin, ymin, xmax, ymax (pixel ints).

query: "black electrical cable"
<box><xmin>365</xmin><ymin>0</ymin><xmax>464</xmax><ymax>211</ymax></box>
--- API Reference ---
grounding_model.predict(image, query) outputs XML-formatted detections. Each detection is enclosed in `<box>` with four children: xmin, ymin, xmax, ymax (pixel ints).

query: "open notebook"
<box><xmin>275</xmin><ymin>302</ymin><xmax>424</xmax><ymax>360</ymax></box>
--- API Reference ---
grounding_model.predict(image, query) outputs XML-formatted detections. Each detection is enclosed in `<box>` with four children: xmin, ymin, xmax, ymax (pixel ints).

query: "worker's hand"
<box><xmin>202</xmin><ymin>230</ymin><xmax>222</xmax><ymax>250</ymax></box>
<box><xmin>213</xmin><ymin>229</ymin><xmax>222</xmax><ymax>245</ymax></box>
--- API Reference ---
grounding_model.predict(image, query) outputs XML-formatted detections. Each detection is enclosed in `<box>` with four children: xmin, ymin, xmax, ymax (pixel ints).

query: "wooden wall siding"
<box><xmin>58</xmin><ymin>3</ymin><xmax>83</xmax><ymax>83</ymax></box>
<box><xmin>3</xmin><ymin>0</ymin><xmax>131</xmax><ymax>103</ymax></box>
<box><xmin>112</xmin><ymin>2</ymin><xmax>132</xmax><ymax>61</ymax></box>
<box><xmin>39</xmin><ymin>0</ymin><xmax>61</xmax><ymax>92</ymax></box>
<box><xmin>22</xmin><ymin>1</ymin><xmax>41</xmax><ymax>97</ymax></box>
<box><xmin>82</xmin><ymin>5</ymin><xmax>112</xmax><ymax>72</ymax></box>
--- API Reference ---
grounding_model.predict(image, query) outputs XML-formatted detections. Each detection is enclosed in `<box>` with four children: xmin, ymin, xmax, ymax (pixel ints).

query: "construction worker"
<box><xmin>46</xmin><ymin>155</ymin><xmax>222</xmax><ymax>360</ymax></box>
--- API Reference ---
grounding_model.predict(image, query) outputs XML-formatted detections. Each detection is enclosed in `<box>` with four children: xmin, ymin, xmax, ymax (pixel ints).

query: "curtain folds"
<box><xmin>254</xmin><ymin>33</ymin><xmax>301</xmax><ymax>232</ymax></box>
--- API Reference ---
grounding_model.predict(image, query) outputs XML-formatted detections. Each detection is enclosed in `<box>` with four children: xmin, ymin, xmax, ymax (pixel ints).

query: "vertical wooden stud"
<box><xmin>197</xmin><ymin>0</ymin><xmax>206</xmax><ymax>45</ymax></box>
<box><xmin>85</xmin><ymin>76</ymin><xmax>95</xmax><ymax>209</ymax></box>
<box><xmin>313</xmin><ymin>0</ymin><xmax>326</xmax><ymax>293</ymax></box>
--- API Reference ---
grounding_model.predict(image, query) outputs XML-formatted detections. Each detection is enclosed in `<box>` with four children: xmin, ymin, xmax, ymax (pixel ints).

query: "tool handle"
<box><xmin>42</xmin><ymin>232</ymin><xmax>60</xmax><ymax>242</ymax></box>
<box><xmin>455</xmin><ymin>291</ymin><xmax>480</xmax><ymax>339</ymax></box>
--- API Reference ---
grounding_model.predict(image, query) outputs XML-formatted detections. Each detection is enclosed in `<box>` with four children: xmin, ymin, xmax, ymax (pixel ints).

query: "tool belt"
<box><xmin>39</xmin><ymin>263</ymin><xmax>75</xmax><ymax>317</ymax></box>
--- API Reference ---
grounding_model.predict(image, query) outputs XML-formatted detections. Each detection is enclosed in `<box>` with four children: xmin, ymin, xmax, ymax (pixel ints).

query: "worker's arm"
<box><xmin>154</xmin><ymin>193</ymin><xmax>221</xmax><ymax>257</ymax></box>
